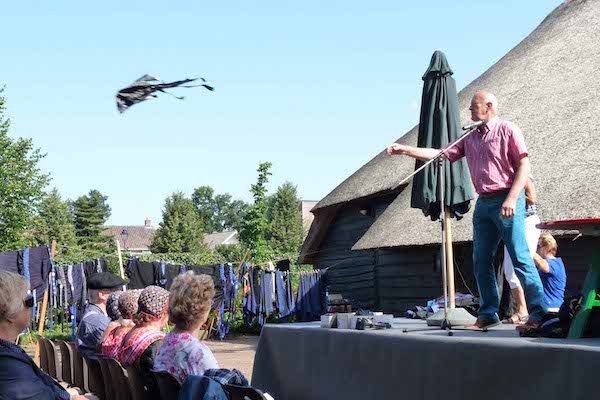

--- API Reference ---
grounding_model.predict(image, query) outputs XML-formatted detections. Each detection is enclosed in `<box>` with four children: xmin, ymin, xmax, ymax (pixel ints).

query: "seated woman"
<box><xmin>116</xmin><ymin>286</ymin><xmax>169</xmax><ymax>397</ymax></box>
<box><xmin>534</xmin><ymin>232</ymin><xmax>567</xmax><ymax>313</ymax></box>
<box><xmin>101</xmin><ymin>289</ymin><xmax>141</xmax><ymax>358</ymax></box>
<box><xmin>0</xmin><ymin>271</ymin><xmax>85</xmax><ymax>400</ymax></box>
<box><xmin>154</xmin><ymin>271</ymin><xmax>219</xmax><ymax>383</ymax></box>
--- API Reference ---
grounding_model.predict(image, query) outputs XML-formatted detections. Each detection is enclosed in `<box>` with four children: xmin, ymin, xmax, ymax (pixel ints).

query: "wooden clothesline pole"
<box><xmin>116</xmin><ymin>239</ymin><xmax>126</xmax><ymax>290</ymax></box>
<box><xmin>235</xmin><ymin>247</ymin><xmax>251</xmax><ymax>276</ymax></box>
<box><xmin>34</xmin><ymin>240</ymin><xmax>56</xmax><ymax>365</ymax></box>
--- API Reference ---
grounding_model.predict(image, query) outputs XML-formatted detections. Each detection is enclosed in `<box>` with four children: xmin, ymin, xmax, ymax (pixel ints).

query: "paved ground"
<box><xmin>204</xmin><ymin>335</ymin><xmax>259</xmax><ymax>380</ymax></box>
<box><xmin>23</xmin><ymin>335</ymin><xmax>259</xmax><ymax>381</ymax></box>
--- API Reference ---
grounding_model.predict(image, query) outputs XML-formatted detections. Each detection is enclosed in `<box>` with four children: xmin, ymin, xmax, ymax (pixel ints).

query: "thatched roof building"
<box><xmin>301</xmin><ymin>0</ymin><xmax>600</xmax><ymax>313</ymax></box>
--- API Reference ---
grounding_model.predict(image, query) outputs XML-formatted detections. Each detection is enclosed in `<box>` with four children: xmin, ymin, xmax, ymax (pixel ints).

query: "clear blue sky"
<box><xmin>1</xmin><ymin>1</ymin><xmax>563</xmax><ymax>226</ymax></box>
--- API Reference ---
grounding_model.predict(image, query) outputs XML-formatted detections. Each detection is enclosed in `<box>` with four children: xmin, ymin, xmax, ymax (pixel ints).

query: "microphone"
<box><xmin>462</xmin><ymin>120</ymin><xmax>486</xmax><ymax>130</ymax></box>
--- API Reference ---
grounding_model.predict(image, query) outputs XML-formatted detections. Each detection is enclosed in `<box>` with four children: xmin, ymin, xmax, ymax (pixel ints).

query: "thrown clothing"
<box><xmin>0</xmin><ymin>338</ymin><xmax>70</xmax><ymax>400</ymax></box>
<box><xmin>154</xmin><ymin>331</ymin><xmax>219</xmax><ymax>384</ymax></box>
<box><xmin>204</xmin><ymin>368</ymin><xmax>249</xmax><ymax>386</ymax></box>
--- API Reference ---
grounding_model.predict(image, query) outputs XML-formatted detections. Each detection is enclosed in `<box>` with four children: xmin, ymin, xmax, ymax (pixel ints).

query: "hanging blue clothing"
<box><xmin>276</xmin><ymin>271</ymin><xmax>286</xmax><ymax>317</ymax></box>
<box><xmin>286</xmin><ymin>272</ymin><xmax>295</xmax><ymax>314</ymax></box>
<box><xmin>263</xmin><ymin>272</ymin><xmax>275</xmax><ymax>316</ymax></box>
<box><xmin>216</xmin><ymin>264</ymin><xmax>227</xmax><ymax>338</ymax></box>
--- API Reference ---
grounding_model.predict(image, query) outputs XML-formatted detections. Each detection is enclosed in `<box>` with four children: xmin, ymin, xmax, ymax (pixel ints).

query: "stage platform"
<box><xmin>251</xmin><ymin>318</ymin><xmax>600</xmax><ymax>400</ymax></box>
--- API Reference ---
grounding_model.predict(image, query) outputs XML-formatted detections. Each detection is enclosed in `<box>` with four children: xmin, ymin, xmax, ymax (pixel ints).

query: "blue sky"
<box><xmin>1</xmin><ymin>1</ymin><xmax>563</xmax><ymax>226</ymax></box>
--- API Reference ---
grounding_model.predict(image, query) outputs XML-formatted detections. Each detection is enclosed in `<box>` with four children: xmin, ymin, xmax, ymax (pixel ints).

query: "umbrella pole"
<box><xmin>438</xmin><ymin>159</ymin><xmax>451</xmax><ymax>330</ymax></box>
<box><xmin>445</xmin><ymin>209</ymin><xmax>456</xmax><ymax>309</ymax></box>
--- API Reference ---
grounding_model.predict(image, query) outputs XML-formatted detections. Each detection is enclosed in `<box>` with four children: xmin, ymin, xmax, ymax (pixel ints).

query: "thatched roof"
<box><xmin>311</xmin><ymin>0</ymin><xmax>600</xmax><ymax>254</ymax></box>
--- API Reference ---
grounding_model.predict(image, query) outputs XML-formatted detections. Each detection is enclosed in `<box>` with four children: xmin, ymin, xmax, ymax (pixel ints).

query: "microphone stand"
<box><xmin>397</xmin><ymin>124</ymin><xmax>482</xmax><ymax>336</ymax></box>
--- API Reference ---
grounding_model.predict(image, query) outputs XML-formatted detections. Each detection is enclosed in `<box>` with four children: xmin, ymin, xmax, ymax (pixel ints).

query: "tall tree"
<box><xmin>33</xmin><ymin>188</ymin><xmax>77</xmax><ymax>255</ymax></box>
<box><xmin>192</xmin><ymin>185</ymin><xmax>248</xmax><ymax>233</ymax></box>
<box><xmin>269</xmin><ymin>182</ymin><xmax>303</xmax><ymax>254</ymax></box>
<box><xmin>151</xmin><ymin>192</ymin><xmax>206</xmax><ymax>253</ymax></box>
<box><xmin>0</xmin><ymin>89</ymin><xmax>50</xmax><ymax>251</ymax></box>
<box><xmin>73</xmin><ymin>189</ymin><xmax>112</xmax><ymax>251</ymax></box>
<box><xmin>223</xmin><ymin>199</ymin><xmax>248</xmax><ymax>232</ymax></box>
<box><xmin>191</xmin><ymin>185</ymin><xmax>218</xmax><ymax>233</ymax></box>
<box><xmin>239</xmin><ymin>162</ymin><xmax>272</xmax><ymax>250</ymax></box>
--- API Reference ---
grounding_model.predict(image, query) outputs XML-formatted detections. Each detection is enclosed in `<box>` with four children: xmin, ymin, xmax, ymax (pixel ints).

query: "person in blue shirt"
<box><xmin>533</xmin><ymin>232</ymin><xmax>566</xmax><ymax>312</ymax></box>
<box><xmin>76</xmin><ymin>272</ymin><xmax>125</xmax><ymax>360</ymax></box>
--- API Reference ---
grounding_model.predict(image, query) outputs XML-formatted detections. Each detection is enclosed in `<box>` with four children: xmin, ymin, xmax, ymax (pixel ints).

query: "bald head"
<box><xmin>469</xmin><ymin>91</ymin><xmax>498</xmax><ymax>122</ymax></box>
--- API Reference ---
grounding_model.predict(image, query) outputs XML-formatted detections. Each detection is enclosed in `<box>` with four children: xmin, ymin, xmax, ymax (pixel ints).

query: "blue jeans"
<box><xmin>473</xmin><ymin>191</ymin><xmax>546</xmax><ymax>321</ymax></box>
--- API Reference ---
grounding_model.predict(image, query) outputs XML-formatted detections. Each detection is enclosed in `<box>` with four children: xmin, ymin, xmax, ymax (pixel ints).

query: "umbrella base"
<box><xmin>426</xmin><ymin>308</ymin><xmax>476</xmax><ymax>327</ymax></box>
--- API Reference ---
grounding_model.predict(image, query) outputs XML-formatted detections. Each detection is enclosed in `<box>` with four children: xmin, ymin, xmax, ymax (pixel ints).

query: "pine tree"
<box><xmin>33</xmin><ymin>188</ymin><xmax>77</xmax><ymax>255</ymax></box>
<box><xmin>73</xmin><ymin>189</ymin><xmax>112</xmax><ymax>251</ymax></box>
<box><xmin>269</xmin><ymin>182</ymin><xmax>303</xmax><ymax>254</ymax></box>
<box><xmin>0</xmin><ymin>89</ymin><xmax>50</xmax><ymax>251</ymax></box>
<box><xmin>151</xmin><ymin>192</ymin><xmax>206</xmax><ymax>253</ymax></box>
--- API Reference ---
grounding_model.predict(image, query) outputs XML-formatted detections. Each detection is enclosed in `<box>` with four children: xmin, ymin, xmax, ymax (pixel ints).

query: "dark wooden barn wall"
<box><xmin>314</xmin><ymin>199</ymin><xmax>598</xmax><ymax>315</ymax></box>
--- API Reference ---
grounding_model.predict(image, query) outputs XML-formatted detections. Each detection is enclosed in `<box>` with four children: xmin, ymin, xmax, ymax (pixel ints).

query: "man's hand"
<box><xmin>387</xmin><ymin>143</ymin><xmax>409</xmax><ymax>156</ymax></box>
<box><xmin>501</xmin><ymin>198</ymin><xmax>517</xmax><ymax>219</ymax></box>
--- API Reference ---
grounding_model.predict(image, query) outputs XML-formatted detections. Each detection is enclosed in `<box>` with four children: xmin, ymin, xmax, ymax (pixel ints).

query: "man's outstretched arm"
<box><xmin>386</xmin><ymin>143</ymin><xmax>441</xmax><ymax>161</ymax></box>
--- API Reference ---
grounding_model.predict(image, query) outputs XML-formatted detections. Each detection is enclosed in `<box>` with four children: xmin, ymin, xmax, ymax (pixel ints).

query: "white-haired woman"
<box><xmin>0</xmin><ymin>271</ymin><xmax>86</xmax><ymax>400</ymax></box>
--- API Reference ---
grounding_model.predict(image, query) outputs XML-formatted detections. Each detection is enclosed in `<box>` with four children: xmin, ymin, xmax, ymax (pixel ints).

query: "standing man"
<box><xmin>76</xmin><ymin>272</ymin><xmax>126</xmax><ymax>359</ymax></box>
<box><xmin>387</xmin><ymin>91</ymin><xmax>546</xmax><ymax>330</ymax></box>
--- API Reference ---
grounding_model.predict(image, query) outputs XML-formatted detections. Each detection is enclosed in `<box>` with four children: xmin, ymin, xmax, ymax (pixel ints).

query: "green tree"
<box><xmin>239</xmin><ymin>162</ymin><xmax>272</xmax><ymax>254</ymax></box>
<box><xmin>33</xmin><ymin>188</ymin><xmax>77</xmax><ymax>255</ymax></box>
<box><xmin>223</xmin><ymin>199</ymin><xmax>248</xmax><ymax>232</ymax></box>
<box><xmin>151</xmin><ymin>192</ymin><xmax>206</xmax><ymax>253</ymax></box>
<box><xmin>192</xmin><ymin>185</ymin><xmax>248</xmax><ymax>233</ymax></box>
<box><xmin>269</xmin><ymin>182</ymin><xmax>303</xmax><ymax>254</ymax></box>
<box><xmin>0</xmin><ymin>89</ymin><xmax>50</xmax><ymax>251</ymax></box>
<box><xmin>191</xmin><ymin>186</ymin><xmax>218</xmax><ymax>233</ymax></box>
<box><xmin>73</xmin><ymin>189</ymin><xmax>112</xmax><ymax>252</ymax></box>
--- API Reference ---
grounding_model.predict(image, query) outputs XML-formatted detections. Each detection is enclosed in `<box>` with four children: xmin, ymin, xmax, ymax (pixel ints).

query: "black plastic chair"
<box><xmin>152</xmin><ymin>370</ymin><xmax>181</xmax><ymax>400</ymax></box>
<box><xmin>224</xmin><ymin>384</ymin><xmax>269</xmax><ymax>400</ymax></box>
<box><xmin>106</xmin><ymin>358</ymin><xmax>132</xmax><ymax>400</ymax></box>
<box><xmin>56</xmin><ymin>340</ymin><xmax>73</xmax><ymax>385</ymax></box>
<box><xmin>97</xmin><ymin>357</ymin><xmax>114</xmax><ymax>400</ymax></box>
<box><xmin>126</xmin><ymin>364</ymin><xmax>148</xmax><ymax>400</ymax></box>
<box><xmin>82</xmin><ymin>357</ymin><xmax>106</xmax><ymax>400</ymax></box>
<box><xmin>37</xmin><ymin>337</ymin><xmax>49</xmax><ymax>373</ymax></box>
<box><xmin>65</xmin><ymin>342</ymin><xmax>86</xmax><ymax>393</ymax></box>
<box><xmin>45</xmin><ymin>338</ymin><xmax>62</xmax><ymax>381</ymax></box>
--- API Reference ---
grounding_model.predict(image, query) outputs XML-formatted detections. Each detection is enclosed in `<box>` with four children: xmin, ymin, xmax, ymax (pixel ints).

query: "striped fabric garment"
<box><xmin>116</xmin><ymin>328</ymin><xmax>165</xmax><ymax>366</ymax></box>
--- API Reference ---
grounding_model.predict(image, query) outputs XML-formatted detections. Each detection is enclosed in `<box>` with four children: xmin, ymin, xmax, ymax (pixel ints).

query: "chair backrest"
<box><xmin>125</xmin><ymin>364</ymin><xmax>148</xmax><ymax>400</ymax></box>
<box><xmin>224</xmin><ymin>384</ymin><xmax>269</xmax><ymax>400</ymax></box>
<box><xmin>97</xmin><ymin>357</ymin><xmax>115</xmax><ymax>400</ymax></box>
<box><xmin>45</xmin><ymin>338</ymin><xmax>62</xmax><ymax>381</ymax></box>
<box><xmin>106</xmin><ymin>358</ymin><xmax>132</xmax><ymax>400</ymax></box>
<box><xmin>82</xmin><ymin>357</ymin><xmax>106</xmax><ymax>400</ymax></box>
<box><xmin>152</xmin><ymin>370</ymin><xmax>181</xmax><ymax>400</ymax></box>
<box><xmin>65</xmin><ymin>342</ymin><xmax>86</xmax><ymax>392</ymax></box>
<box><xmin>56</xmin><ymin>341</ymin><xmax>72</xmax><ymax>384</ymax></box>
<box><xmin>37</xmin><ymin>337</ymin><xmax>49</xmax><ymax>373</ymax></box>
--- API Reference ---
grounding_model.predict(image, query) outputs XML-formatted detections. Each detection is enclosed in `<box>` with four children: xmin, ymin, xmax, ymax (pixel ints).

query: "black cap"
<box><xmin>87</xmin><ymin>272</ymin><xmax>126</xmax><ymax>290</ymax></box>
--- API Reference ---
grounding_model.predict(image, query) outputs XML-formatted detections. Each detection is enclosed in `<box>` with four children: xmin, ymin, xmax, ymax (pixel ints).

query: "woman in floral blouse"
<box><xmin>154</xmin><ymin>271</ymin><xmax>219</xmax><ymax>383</ymax></box>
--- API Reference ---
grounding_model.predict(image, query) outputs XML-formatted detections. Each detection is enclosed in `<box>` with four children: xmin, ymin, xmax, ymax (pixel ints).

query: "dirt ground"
<box><xmin>23</xmin><ymin>335</ymin><xmax>259</xmax><ymax>381</ymax></box>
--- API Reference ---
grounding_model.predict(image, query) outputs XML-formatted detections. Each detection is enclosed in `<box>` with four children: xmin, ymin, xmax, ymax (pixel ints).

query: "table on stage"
<box><xmin>537</xmin><ymin>218</ymin><xmax>600</xmax><ymax>339</ymax></box>
<box><xmin>251</xmin><ymin>319</ymin><xmax>600</xmax><ymax>400</ymax></box>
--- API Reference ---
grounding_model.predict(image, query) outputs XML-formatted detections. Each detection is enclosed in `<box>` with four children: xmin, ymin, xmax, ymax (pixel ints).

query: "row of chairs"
<box><xmin>38</xmin><ymin>337</ymin><xmax>268</xmax><ymax>400</ymax></box>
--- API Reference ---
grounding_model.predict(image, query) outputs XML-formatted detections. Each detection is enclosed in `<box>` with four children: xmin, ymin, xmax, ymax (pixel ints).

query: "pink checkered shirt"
<box><xmin>443</xmin><ymin>118</ymin><xmax>528</xmax><ymax>195</ymax></box>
